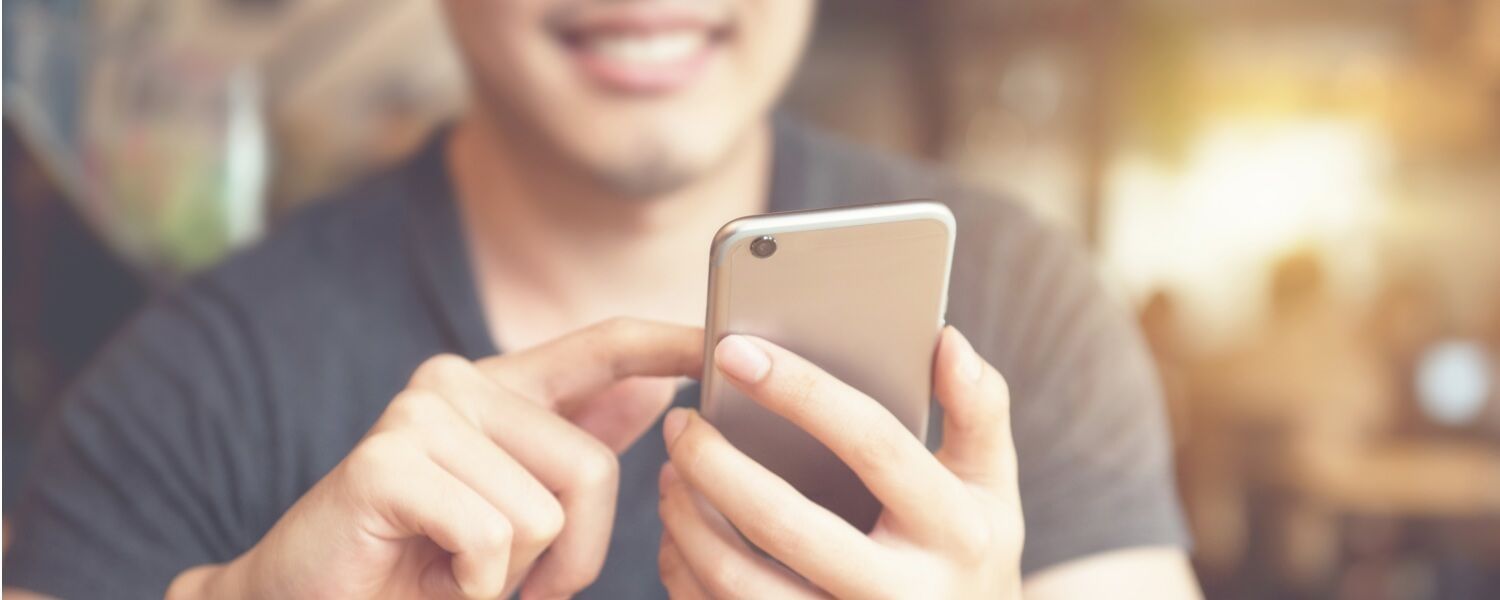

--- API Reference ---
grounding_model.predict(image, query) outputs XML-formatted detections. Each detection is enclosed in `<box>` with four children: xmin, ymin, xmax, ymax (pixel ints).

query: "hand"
<box><xmin>657</xmin><ymin>327</ymin><xmax>1023</xmax><ymax>599</ymax></box>
<box><xmin>169</xmin><ymin>318</ymin><xmax>702</xmax><ymax>600</ymax></box>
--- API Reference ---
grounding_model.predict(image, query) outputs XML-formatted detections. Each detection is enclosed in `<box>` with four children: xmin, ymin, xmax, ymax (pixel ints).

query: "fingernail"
<box><xmin>715</xmin><ymin>335</ymin><xmax>771</xmax><ymax>383</ymax></box>
<box><xmin>662</xmin><ymin>408</ymin><xmax>689</xmax><ymax>445</ymax></box>
<box><xmin>953</xmin><ymin>328</ymin><xmax>983</xmax><ymax>384</ymax></box>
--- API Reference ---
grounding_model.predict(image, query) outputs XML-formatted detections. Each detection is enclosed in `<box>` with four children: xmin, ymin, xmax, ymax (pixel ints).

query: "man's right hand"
<box><xmin>167</xmin><ymin>318</ymin><xmax>703</xmax><ymax>600</ymax></box>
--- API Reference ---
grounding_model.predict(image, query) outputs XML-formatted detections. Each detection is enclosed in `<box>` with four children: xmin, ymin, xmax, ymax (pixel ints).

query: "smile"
<box><xmin>554</xmin><ymin>5</ymin><xmax>733</xmax><ymax>95</ymax></box>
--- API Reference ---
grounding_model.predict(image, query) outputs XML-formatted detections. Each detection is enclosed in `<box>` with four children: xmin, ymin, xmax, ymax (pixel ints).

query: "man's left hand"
<box><xmin>657</xmin><ymin>327</ymin><xmax>1024</xmax><ymax>599</ymax></box>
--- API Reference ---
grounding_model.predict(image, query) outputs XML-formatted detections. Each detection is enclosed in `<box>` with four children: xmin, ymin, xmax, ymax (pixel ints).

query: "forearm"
<box><xmin>166</xmin><ymin>551</ymin><xmax>259</xmax><ymax>600</ymax></box>
<box><xmin>1022</xmin><ymin>547</ymin><xmax>1201</xmax><ymax>600</ymax></box>
<box><xmin>4</xmin><ymin>588</ymin><xmax>61</xmax><ymax>600</ymax></box>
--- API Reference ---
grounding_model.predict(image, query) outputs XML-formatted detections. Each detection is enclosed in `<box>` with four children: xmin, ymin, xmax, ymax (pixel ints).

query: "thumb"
<box><xmin>566</xmin><ymin>377</ymin><xmax>684</xmax><ymax>453</ymax></box>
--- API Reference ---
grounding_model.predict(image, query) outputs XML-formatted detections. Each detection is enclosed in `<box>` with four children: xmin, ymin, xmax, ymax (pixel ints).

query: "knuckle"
<box><xmin>381</xmin><ymin>390</ymin><xmax>438</xmax><ymax>430</ymax></box>
<box><xmin>949</xmin><ymin>496</ymin><xmax>1022</xmax><ymax>563</ymax></box>
<box><xmin>344</xmin><ymin>433</ymin><xmax>411</xmax><ymax>490</ymax></box>
<box><xmin>410</xmin><ymin>353</ymin><xmax>473</xmax><ymax>388</ymax></box>
<box><xmin>596</xmin><ymin>317</ymin><xmax>644</xmax><ymax>371</ymax></box>
<box><xmin>351</xmin><ymin>433</ymin><xmax>401</xmax><ymax>470</ymax></box>
<box><xmin>571</xmin><ymin>441</ymin><xmax>620</xmax><ymax>490</ymax></box>
<box><xmin>514</xmin><ymin>497</ymin><xmax>566</xmax><ymax>549</ymax></box>
<box><xmin>538</xmin><ymin>498</ymin><xmax>567</xmax><ymax>541</ymax></box>
<box><xmin>703</xmin><ymin>554</ymin><xmax>745</xmax><ymax>595</ymax></box>
<box><xmin>597</xmin><ymin>316</ymin><xmax>643</xmax><ymax>340</ymax></box>
<box><xmin>749</xmin><ymin>511</ymin><xmax>804</xmax><ymax>556</ymax></box>
<box><xmin>476</xmin><ymin>511</ymin><xmax>514</xmax><ymax>552</ymax></box>
<box><xmin>950</xmin><ymin>518</ymin><xmax>996</xmax><ymax>560</ymax></box>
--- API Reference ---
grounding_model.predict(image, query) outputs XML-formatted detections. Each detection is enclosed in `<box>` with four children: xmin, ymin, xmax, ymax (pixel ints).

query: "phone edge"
<box><xmin>699</xmin><ymin>199</ymin><xmax>957</xmax><ymax>437</ymax></box>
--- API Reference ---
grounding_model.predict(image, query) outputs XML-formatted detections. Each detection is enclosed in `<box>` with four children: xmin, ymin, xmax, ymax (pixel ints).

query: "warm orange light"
<box><xmin>1103</xmin><ymin>118</ymin><xmax>1391</xmax><ymax>346</ymax></box>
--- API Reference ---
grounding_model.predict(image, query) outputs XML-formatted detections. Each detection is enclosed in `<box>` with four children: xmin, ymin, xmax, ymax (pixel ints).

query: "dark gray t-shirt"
<box><xmin>5</xmin><ymin>120</ymin><xmax>1187</xmax><ymax>599</ymax></box>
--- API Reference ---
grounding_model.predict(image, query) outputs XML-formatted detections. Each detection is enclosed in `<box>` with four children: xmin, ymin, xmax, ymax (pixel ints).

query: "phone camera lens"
<box><xmin>750</xmin><ymin>236</ymin><xmax>777</xmax><ymax>258</ymax></box>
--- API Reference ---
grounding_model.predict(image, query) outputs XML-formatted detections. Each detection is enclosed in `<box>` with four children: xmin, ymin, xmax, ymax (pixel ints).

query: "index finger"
<box><xmin>412</xmin><ymin>360</ymin><xmax>625</xmax><ymax>598</ymax></box>
<box><xmin>478</xmin><ymin>317</ymin><xmax>704</xmax><ymax>411</ymax></box>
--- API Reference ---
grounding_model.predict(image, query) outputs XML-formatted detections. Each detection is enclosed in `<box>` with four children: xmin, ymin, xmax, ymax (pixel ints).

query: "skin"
<box><xmin>659</xmin><ymin>328</ymin><xmax>1024</xmax><ymax>598</ymax></box>
<box><xmin>439</xmin><ymin>0</ymin><xmax>812</xmax><ymax>354</ymax></box>
<box><xmin>657</xmin><ymin>329</ymin><xmax>1204</xmax><ymax>599</ymax></box>
<box><xmin>166</xmin><ymin>318</ymin><xmax>706</xmax><ymax>599</ymax></box>
<box><xmin>9</xmin><ymin>0</ymin><xmax>1202</xmax><ymax>598</ymax></box>
<box><xmin>439</xmin><ymin>0</ymin><xmax>810</xmax><ymax>201</ymax></box>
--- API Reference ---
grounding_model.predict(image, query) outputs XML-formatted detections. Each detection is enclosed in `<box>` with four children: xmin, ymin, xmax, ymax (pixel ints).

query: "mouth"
<box><xmin>552</xmin><ymin>4</ymin><xmax>733</xmax><ymax>95</ymax></box>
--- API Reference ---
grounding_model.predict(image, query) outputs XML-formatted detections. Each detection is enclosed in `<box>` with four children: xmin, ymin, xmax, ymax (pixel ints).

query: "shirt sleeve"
<box><xmin>963</xmin><ymin>216</ymin><xmax>1191</xmax><ymax>575</ymax></box>
<box><xmin>5</xmin><ymin>288</ymin><xmax>268</xmax><ymax>599</ymax></box>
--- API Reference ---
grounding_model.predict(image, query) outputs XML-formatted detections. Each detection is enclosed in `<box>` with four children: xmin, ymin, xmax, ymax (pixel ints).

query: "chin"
<box><xmin>584</xmin><ymin>146</ymin><xmax>721</xmax><ymax>199</ymax></box>
<box><xmin>567</xmin><ymin>120</ymin><xmax>750</xmax><ymax>199</ymax></box>
<box><xmin>442</xmin><ymin>0</ymin><xmax>811</xmax><ymax>200</ymax></box>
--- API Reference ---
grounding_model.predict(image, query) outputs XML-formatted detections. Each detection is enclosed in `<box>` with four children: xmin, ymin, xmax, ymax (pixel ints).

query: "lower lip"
<box><xmin>567</xmin><ymin>37</ymin><xmax>720</xmax><ymax>95</ymax></box>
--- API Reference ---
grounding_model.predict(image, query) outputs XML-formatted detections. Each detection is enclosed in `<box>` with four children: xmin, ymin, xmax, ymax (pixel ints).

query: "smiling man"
<box><xmin>5</xmin><ymin>1</ymin><xmax>1199</xmax><ymax>599</ymax></box>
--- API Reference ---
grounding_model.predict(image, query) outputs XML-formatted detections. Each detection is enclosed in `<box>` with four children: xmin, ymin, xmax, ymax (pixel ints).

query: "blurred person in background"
<box><xmin>4</xmin><ymin>1</ymin><xmax>1200</xmax><ymax>599</ymax></box>
<box><xmin>1178</xmin><ymin>252</ymin><xmax>1500</xmax><ymax>595</ymax></box>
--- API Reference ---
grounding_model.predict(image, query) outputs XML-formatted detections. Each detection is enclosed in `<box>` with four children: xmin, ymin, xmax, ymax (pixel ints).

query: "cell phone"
<box><xmin>700</xmin><ymin>200</ymin><xmax>955</xmax><ymax>532</ymax></box>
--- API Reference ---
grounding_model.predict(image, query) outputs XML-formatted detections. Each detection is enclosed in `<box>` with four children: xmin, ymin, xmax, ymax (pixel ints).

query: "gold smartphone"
<box><xmin>700</xmin><ymin>200</ymin><xmax>955</xmax><ymax>531</ymax></box>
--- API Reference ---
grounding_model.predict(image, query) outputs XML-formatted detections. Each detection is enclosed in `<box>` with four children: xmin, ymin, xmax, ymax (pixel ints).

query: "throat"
<box><xmin>476</xmin><ymin>253</ymin><xmax>710</xmax><ymax>353</ymax></box>
<box><xmin>458</xmin><ymin>191</ymin><xmax>724</xmax><ymax>353</ymax></box>
<box><xmin>443</xmin><ymin>111</ymin><xmax>771</xmax><ymax>352</ymax></box>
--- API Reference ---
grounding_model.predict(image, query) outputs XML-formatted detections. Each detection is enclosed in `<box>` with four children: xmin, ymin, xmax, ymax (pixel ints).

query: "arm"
<box><xmin>170</xmin><ymin>318</ymin><xmax>705</xmax><ymax>599</ymax></box>
<box><xmin>6</xmin><ymin>313</ymin><xmax>704</xmax><ymax>599</ymax></box>
<box><xmin>2</xmin><ymin>590</ymin><xmax>56</xmax><ymax>600</ymax></box>
<box><xmin>1023</xmin><ymin>547</ymin><xmax>1201</xmax><ymax>599</ymax></box>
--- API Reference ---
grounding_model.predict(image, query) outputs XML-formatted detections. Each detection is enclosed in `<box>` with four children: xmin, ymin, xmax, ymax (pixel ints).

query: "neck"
<box><xmin>446</xmin><ymin>110</ymin><xmax>772</xmax><ymax>348</ymax></box>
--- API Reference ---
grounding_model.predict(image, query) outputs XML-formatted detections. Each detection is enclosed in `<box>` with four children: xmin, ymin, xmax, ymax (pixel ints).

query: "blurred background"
<box><xmin>5</xmin><ymin>0</ymin><xmax>1499</xmax><ymax>597</ymax></box>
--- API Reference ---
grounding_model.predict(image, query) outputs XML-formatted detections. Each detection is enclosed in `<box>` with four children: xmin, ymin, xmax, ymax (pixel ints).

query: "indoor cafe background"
<box><xmin>5</xmin><ymin>0</ymin><xmax>1499</xmax><ymax>598</ymax></box>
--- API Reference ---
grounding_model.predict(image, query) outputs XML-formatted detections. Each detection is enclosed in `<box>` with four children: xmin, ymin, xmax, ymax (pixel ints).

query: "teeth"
<box><xmin>587</xmin><ymin>31</ymin><xmax>705</xmax><ymax>65</ymax></box>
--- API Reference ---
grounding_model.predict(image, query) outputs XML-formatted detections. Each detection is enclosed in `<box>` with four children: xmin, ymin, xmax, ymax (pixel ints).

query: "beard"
<box><xmin>587</xmin><ymin>138</ymin><xmax>707</xmax><ymax>200</ymax></box>
<box><xmin>466</xmin><ymin>79</ymin><xmax>757</xmax><ymax>203</ymax></box>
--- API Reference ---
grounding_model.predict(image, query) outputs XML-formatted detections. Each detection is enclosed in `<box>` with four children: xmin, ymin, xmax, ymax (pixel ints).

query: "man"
<box><xmin>6</xmin><ymin>1</ymin><xmax>1200</xmax><ymax>598</ymax></box>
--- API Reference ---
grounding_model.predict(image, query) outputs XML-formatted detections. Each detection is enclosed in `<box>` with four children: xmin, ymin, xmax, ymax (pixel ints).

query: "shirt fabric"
<box><xmin>5</xmin><ymin>118</ymin><xmax>1188</xmax><ymax>599</ymax></box>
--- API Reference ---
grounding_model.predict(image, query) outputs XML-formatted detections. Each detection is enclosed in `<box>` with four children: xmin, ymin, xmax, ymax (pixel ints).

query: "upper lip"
<box><xmin>550</xmin><ymin>2</ymin><xmax>732</xmax><ymax>41</ymax></box>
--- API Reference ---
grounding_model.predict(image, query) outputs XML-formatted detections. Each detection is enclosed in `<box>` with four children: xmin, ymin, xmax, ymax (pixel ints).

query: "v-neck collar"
<box><xmin>404</xmin><ymin>127</ymin><xmax>501</xmax><ymax>359</ymax></box>
<box><xmin>404</xmin><ymin>116</ymin><xmax>818</xmax><ymax>360</ymax></box>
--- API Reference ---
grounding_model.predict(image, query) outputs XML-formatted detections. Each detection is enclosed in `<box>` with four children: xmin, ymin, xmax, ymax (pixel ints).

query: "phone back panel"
<box><xmin>701</xmin><ymin>201</ymin><xmax>954</xmax><ymax>531</ymax></box>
